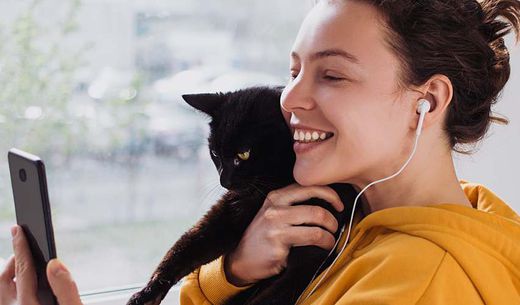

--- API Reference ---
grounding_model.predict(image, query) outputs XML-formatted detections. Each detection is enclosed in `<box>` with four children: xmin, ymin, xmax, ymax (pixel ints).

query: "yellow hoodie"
<box><xmin>179</xmin><ymin>180</ymin><xmax>520</xmax><ymax>304</ymax></box>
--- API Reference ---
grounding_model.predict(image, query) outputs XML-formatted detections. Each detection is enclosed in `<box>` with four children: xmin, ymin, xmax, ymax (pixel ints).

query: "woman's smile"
<box><xmin>293</xmin><ymin>135</ymin><xmax>334</xmax><ymax>154</ymax></box>
<box><xmin>290</xmin><ymin>123</ymin><xmax>335</xmax><ymax>154</ymax></box>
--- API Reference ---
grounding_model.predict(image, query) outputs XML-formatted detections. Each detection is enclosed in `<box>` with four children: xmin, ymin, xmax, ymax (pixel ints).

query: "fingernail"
<box><xmin>11</xmin><ymin>226</ymin><xmax>18</xmax><ymax>238</ymax></box>
<box><xmin>51</xmin><ymin>259</ymin><xmax>69</xmax><ymax>277</ymax></box>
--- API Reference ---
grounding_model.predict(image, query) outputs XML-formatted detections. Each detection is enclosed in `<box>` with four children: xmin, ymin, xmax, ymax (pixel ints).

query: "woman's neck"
<box><xmin>352</xmin><ymin>146</ymin><xmax>473</xmax><ymax>215</ymax></box>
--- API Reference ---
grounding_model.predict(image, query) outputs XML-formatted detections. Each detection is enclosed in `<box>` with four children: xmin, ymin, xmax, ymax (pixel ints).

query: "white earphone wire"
<box><xmin>294</xmin><ymin>101</ymin><xmax>429</xmax><ymax>305</ymax></box>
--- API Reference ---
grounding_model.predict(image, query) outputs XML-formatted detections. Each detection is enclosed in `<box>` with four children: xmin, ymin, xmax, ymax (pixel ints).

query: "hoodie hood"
<box><xmin>342</xmin><ymin>180</ymin><xmax>520</xmax><ymax>303</ymax></box>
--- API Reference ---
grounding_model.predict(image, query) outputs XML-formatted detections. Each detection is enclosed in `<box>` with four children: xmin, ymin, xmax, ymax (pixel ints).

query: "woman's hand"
<box><xmin>0</xmin><ymin>256</ymin><xmax>16</xmax><ymax>305</ymax></box>
<box><xmin>224</xmin><ymin>183</ymin><xmax>344</xmax><ymax>286</ymax></box>
<box><xmin>0</xmin><ymin>225</ymin><xmax>83</xmax><ymax>305</ymax></box>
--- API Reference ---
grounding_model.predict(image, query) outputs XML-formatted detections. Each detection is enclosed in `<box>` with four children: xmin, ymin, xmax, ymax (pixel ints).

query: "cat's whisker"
<box><xmin>258</xmin><ymin>180</ymin><xmax>278</xmax><ymax>190</ymax></box>
<box><xmin>247</xmin><ymin>182</ymin><xmax>269</xmax><ymax>198</ymax></box>
<box><xmin>200</xmin><ymin>181</ymin><xmax>220</xmax><ymax>199</ymax></box>
<box><xmin>250</xmin><ymin>177</ymin><xmax>279</xmax><ymax>190</ymax></box>
<box><xmin>199</xmin><ymin>183</ymin><xmax>222</xmax><ymax>210</ymax></box>
<box><xmin>198</xmin><ymin>175</ymin><xmax>220</xmax><ymax>192</ymax></box>
<box><xmin>208</xmin><ymin>183</ymin><xmax>223</xmax><ymax>200</ymax></box>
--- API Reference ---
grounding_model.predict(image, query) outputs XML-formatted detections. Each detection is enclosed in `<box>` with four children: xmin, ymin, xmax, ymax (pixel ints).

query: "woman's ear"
<box><xmin>411</xmin><ymin>74</ymin><xmax>453</xmax><ymax>131</ymax></box>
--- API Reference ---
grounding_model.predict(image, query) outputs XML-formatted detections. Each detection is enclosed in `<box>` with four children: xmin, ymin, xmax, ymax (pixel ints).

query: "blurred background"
<box><xmin>0</xmin><ymin>0</ymin><xmax>518</xmax><ymax>293</ymax></box>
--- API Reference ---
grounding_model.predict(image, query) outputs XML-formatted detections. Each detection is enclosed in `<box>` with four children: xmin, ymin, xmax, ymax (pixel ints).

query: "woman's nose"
<box><xmin>280</xmin><ymin>76</ymin><xmax>316</xmax><ymax>113</ymax></box>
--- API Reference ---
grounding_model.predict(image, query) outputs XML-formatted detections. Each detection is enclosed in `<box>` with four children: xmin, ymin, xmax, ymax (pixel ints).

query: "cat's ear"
<box><xmin>182</xmin><ymin>93</ymin><xmax>223</xmax><ymax>116</ymax></box>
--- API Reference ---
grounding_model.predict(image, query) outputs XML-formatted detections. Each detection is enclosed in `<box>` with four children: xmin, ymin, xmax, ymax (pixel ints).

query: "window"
<box><xmin>0</xmin><ymin>0</ymin><xmax>312</xmax><ymax>294</ymax></box>
<box><xmin>1</xmin><ymin>0</ymin><xmax>519</xmax><ymax>302</ymax></box>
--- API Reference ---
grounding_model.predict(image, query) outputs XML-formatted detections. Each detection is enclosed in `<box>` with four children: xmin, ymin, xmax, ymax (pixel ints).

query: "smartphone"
<box><xmin>8</xmin><ymin>148</ymin><xmax>58</xmax><ymax>305</ymax></box>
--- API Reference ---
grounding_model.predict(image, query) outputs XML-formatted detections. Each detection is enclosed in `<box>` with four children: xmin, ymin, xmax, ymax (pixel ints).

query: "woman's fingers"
<box><xmin>0</xmin><ymin>255</ymin><xmax>15</xmax><ymax>282</ymax></box>
<box><xmin>6</xmin><ymin>227</ymin><xmax>83</xmax><ymax>305</ymax></box>
<box><xmin>0</xmin><ymin>255</ymin><xmax>17</xmax><ymax>305</ymax></box>
<box><xmin>265</xmin><ymin>205</ymin><xmax>339</xmax><ymax>235</ymax></box>
<box><xmin>224</xmin><ymin>183</ymin><xmax>346</xmax><ymax>284</ymax></box>
<box><xmin>11</xmin><ymin>225</ymin><xmax>39</xmax><ymax>305</ymax></box>
<box><xmin>265</xmin><ymin>184</ymin><xmax>344</xmax><ymax>212</ymax></box>
<box><xmin>46</xmin><ymin>259</ymin><xmax>83</xmax><ymax>305</ymax></box>
<box><xmin>283</xmin><ymin>226</ymin><xmax>337</xmax><ymax>250</ymax></box>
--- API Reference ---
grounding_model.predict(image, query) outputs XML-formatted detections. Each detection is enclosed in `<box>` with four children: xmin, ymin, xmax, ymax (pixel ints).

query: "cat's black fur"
<box><xmin>126</xmin><ymin>86</ymin><xmax>358</xmax><ymax>305</ymax></box>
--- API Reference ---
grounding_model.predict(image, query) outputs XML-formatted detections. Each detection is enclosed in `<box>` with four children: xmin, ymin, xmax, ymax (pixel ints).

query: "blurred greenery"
<box><xmin>0</xmin><ymin>0</ymin><xmax>310</xmax><ymax>290</ymax></box>
<box><xmin>91</xmin><ymin>73</ymin><xmax>151</xmax><ymax>160</ymax></box>
<box><xmin>0</xmin><ymin>0</ymin><xmax>151</xmax><ymax>163</ymax></box>
<box><xmin>0</xmin><ymin>0</ymin><xmax>87</xmax><ymax>222</ymax></box>
<box><xmin>0</xmin><ymin>0</ymin><xmax>86</xmax><ymax>159</ymax></box>
<box><xmin>0</xmin><ymin>0</ymin><xmax>151</xmax><ymax>222</ymax></box>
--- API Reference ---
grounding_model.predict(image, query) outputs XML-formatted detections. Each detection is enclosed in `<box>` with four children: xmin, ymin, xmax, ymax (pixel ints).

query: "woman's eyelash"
<box><xmin>324</xmin><ymin>75</ymin><xmax>344</xmax><ymax>81</ymax></box>
<box><xmin>288</xmin><ymin>73</ymin><xmax>345</xmax><ymax>81</ymax></box>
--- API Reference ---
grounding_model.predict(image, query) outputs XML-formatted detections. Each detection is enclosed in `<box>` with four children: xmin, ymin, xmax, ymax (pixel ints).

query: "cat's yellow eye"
<box><xmin>237</xmin><ymin>150</ymin><xmax>250</xmax><ymax>161</ymax></box>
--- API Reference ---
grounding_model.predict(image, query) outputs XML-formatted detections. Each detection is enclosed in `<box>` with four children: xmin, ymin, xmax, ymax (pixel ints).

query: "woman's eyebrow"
<box><xmin>291</xmin><ymin>48</ymin><xmax>360</xmax><ymax>64</ymax></box>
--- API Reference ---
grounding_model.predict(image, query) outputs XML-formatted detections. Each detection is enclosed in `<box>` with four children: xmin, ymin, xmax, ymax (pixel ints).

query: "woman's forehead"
<box><xmin>292</xmin><ymin>1</ymin><xmax>386</xmax><ymax>64</ymax></box>
<box><xmin>289</xmin><ymin>0</ymin><xmax>403</xmax><ymax>84</ymax></box>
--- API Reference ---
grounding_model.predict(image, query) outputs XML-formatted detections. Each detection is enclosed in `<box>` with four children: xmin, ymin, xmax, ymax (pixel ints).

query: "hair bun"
<box><xmin>477</xmin><ymin>0</ymin><xmax>519</xmax><ymax>97</ymax></box>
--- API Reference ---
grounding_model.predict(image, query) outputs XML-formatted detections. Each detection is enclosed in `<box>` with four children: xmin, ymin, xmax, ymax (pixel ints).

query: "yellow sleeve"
<box><xmin>179</xmin><ymin>255</ymin><xmax>254</xmax><ymax>305</ymax></box>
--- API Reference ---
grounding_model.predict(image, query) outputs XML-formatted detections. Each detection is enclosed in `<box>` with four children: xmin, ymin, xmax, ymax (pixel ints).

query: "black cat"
<box><xmin>126</xmin><ymin>86</ymin><xmax>358</xmax><ymax>305</ymax></box>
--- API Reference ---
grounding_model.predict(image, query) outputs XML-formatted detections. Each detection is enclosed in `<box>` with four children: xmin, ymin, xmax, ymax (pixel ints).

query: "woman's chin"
<box><xmin>293</xmin><ymin>165</ymin><xmax>325</xmax><ymax>186</ymax></box>
<box><xmin>293</xmin><ymin>161</ymin><xmax>348</xmax><ymax>186</ymax></box>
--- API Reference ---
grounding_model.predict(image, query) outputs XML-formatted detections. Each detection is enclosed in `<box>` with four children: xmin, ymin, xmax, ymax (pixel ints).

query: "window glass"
<box><xmin>0</xmin><ymin>0</ymin><xmax>311</xmax><ymax>290</ymax></box>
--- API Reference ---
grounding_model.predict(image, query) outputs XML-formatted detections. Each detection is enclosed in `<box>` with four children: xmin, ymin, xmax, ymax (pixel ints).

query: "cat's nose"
<box><xmin>220</xmin><ymin>175</ymin><xmax>232</xmax><ymax>189</ymax></box>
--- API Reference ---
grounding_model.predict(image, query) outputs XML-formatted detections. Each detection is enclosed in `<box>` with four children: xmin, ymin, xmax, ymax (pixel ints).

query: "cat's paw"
<box><xmin>126</xmin><ymin>280</ymin><xmax>169</xmax><ymax>305</ymax></box>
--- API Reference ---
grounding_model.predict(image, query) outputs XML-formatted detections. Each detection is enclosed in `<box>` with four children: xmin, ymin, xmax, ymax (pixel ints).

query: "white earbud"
<box><xmin>415</xmin><ymin>99</ymin><xmax>431</xmax><ymax>136</ymax></box>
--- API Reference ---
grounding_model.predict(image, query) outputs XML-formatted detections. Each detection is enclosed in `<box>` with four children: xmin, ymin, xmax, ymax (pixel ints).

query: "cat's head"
<box><xmin>182</xmin><ymin>86</ymin><xmax>295</xmax><ymax>192</ymax></box>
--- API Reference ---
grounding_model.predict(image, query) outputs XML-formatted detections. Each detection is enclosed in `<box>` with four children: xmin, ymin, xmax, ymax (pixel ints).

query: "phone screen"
<box><xmin>8</xmin><ymin>148</ymin><xmax>57</xmax><ymax>305</ymax></box>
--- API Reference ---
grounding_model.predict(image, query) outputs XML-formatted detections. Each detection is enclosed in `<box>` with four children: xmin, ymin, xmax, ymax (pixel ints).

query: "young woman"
<box><xmin>2</xmin><ymin>0</ymin><xmax>519</xmax><ymax>304</ymax></box>
<box><xmin>180</xmin><ymin>0</ymin><xmax>520</xmax><ymax>304</ymax></box>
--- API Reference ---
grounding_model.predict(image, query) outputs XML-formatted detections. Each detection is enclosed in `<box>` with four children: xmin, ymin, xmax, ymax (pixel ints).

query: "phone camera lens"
<box><xmin>19</xmin><ymin>169</ymin><xmax>27</xmax><ymax>182</ymax></box>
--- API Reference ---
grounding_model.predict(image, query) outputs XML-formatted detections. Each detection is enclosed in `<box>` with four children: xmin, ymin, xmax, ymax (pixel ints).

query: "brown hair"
<box><xmin>349</xmin><ymin>0</ymin><xmax>520</xmax><ymax>153</ymax></box>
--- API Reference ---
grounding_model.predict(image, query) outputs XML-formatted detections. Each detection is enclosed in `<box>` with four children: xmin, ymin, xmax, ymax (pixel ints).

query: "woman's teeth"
<box><xmin>293</xmin><ymin>129</ymin><xmax>333</xmax><ymax>143</ymax></box>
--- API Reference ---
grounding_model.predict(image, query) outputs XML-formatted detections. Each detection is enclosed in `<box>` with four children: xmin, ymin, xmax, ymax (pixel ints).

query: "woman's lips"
<box><xmin>293</xmin><ymin>134</ymin><xmax>334</xmax><ymax>154</ymax></box>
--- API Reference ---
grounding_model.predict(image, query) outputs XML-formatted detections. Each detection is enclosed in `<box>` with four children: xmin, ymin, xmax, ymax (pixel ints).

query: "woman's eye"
<box><xmin>324</xmin><ymin>75</ymin><xmax>344</xmax><ymax>81</ymax></box>
<box><xmin>290</xmin><ymin>73</ymin><xmax>344</xmax><ymax>82</ymax></box>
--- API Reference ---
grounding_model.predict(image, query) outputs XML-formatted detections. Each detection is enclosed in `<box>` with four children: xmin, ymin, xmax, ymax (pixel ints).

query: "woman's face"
<box><xmin>281</xmin><ymin>0</ymin><xmax>417</xmax><ymax>187</ymax></box>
